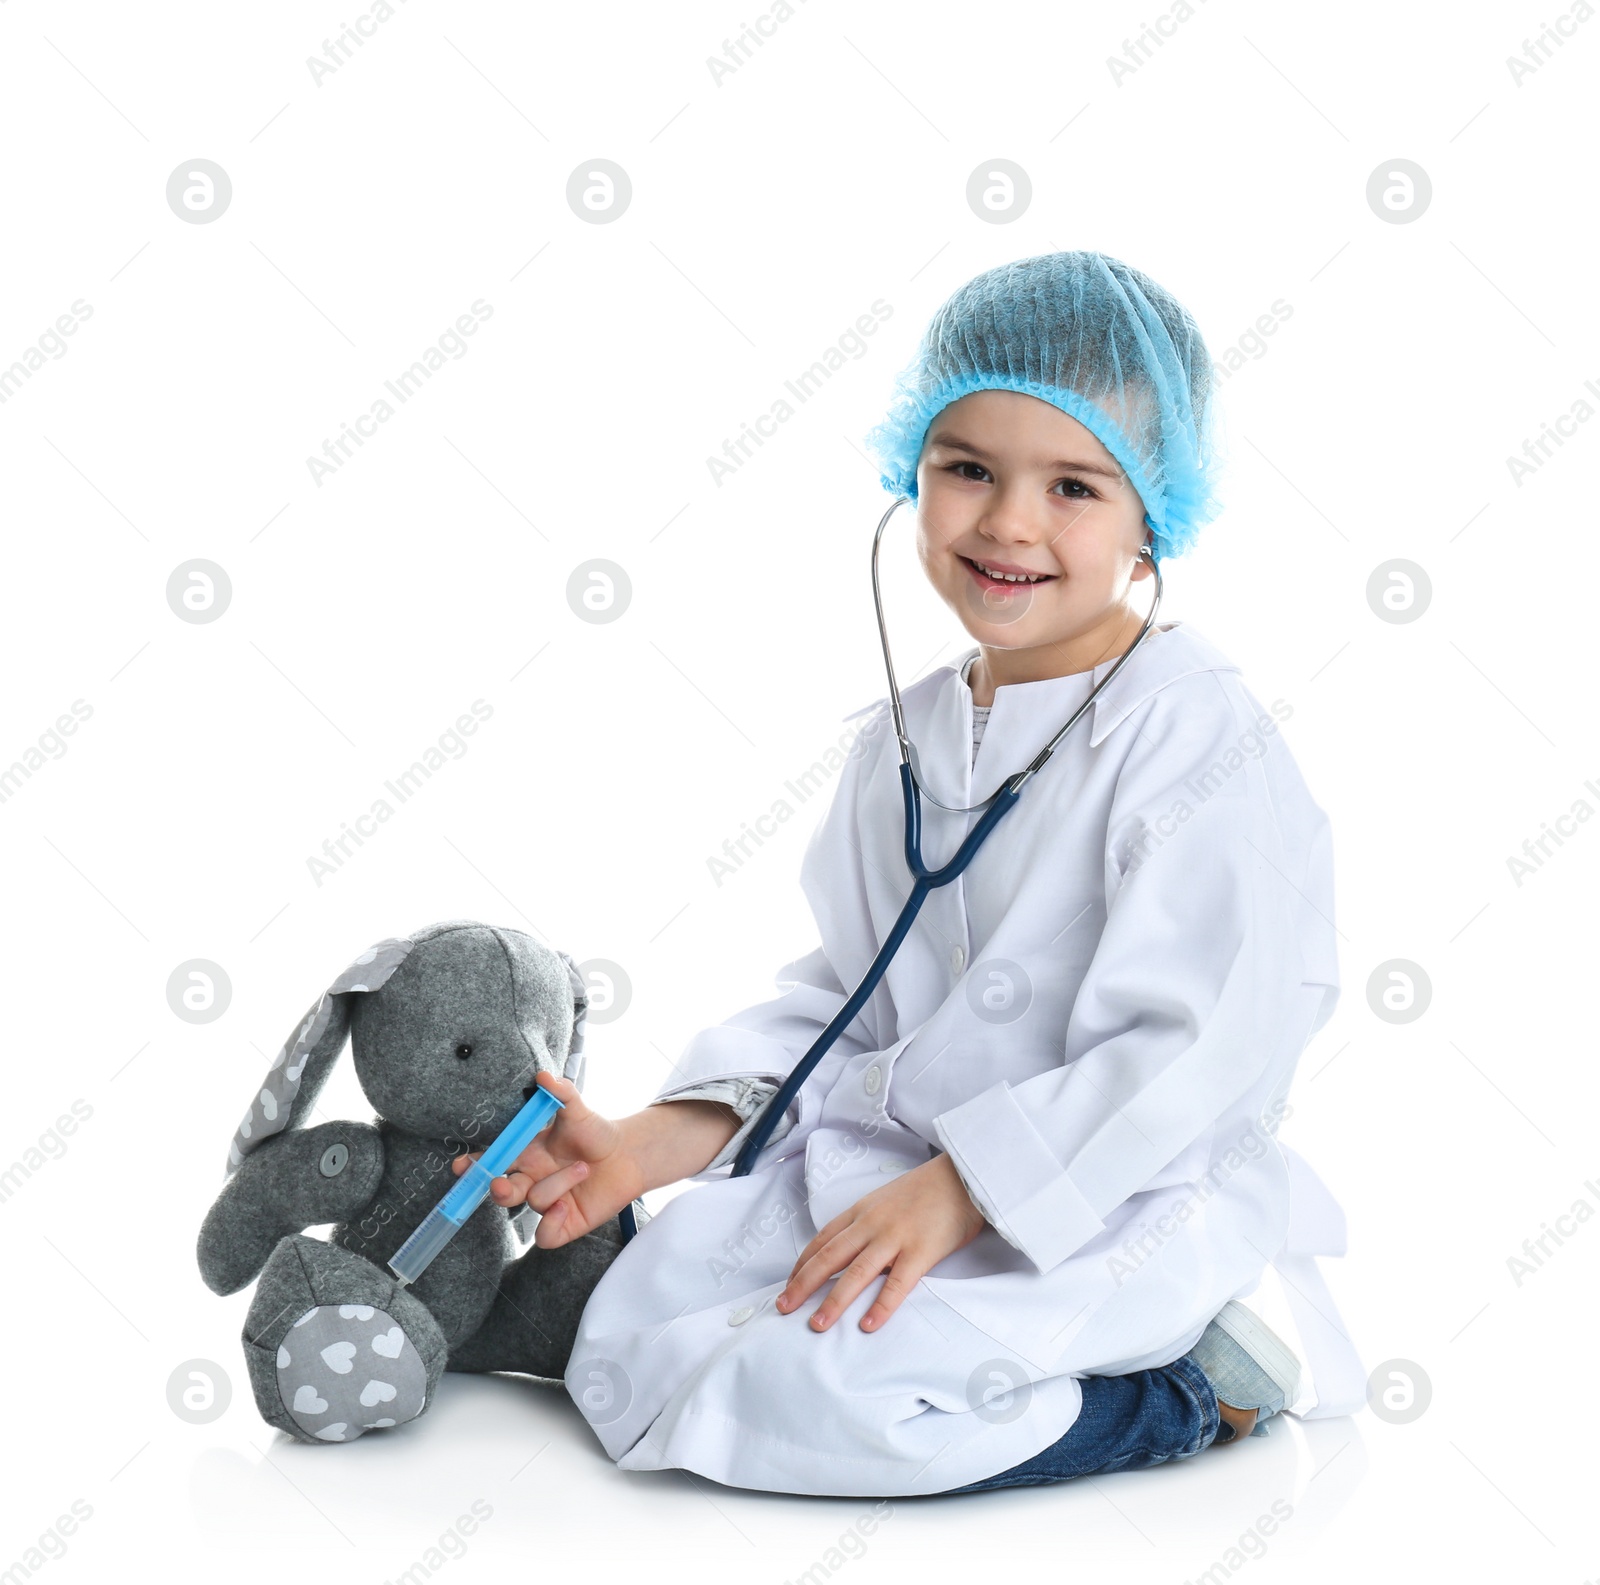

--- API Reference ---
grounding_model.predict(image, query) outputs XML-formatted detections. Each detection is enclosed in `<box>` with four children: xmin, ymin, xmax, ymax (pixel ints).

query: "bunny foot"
<box><xmin>243</xmin><ymin>1234</ymin><xmax>446</xmax><ymax>1444</ymax></box>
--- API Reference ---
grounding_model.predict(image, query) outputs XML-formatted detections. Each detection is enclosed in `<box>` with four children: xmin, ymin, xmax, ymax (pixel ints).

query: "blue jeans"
<box><xmin>936</xmin><ymin>1353</ymin><xmax>1221</xmax><ymax>1494</ymax></box>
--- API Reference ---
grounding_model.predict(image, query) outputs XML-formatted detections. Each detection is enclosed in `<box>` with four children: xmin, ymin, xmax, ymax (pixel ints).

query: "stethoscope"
<box><xmin>618</xmin><ymin>494</ymin><xmax>1164</xmax><ymax>1242</ymax></box>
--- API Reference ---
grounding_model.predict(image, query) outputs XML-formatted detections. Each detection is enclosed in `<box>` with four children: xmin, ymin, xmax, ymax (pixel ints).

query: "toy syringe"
<box><xmin>389</xmin><ymin>1084</ymin><xmax>565</xmax><ymax>1286</ymax></box>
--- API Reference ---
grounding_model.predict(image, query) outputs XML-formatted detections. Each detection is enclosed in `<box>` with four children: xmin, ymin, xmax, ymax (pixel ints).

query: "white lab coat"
<box><xmin>564</xmin><ymin>621</ymin><xmax>1365</xmax><ymax>1497</ymax></box>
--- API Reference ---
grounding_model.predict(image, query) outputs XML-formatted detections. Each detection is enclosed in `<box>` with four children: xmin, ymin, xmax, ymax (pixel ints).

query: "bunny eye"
<box><xmin>455</xmin><ymin>1043</ymin><xmax>473</xmax><ymax>1060</ymax></box>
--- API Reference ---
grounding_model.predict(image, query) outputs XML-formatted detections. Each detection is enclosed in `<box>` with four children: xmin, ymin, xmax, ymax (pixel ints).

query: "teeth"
<box><xmin>971</xmin><ymin>559</ymin><xmax>1049</xmax><ymax>584</ymax></box>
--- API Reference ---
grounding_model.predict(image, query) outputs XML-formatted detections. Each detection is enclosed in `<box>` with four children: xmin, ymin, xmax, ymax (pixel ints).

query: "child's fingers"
<box><xmin>504</xmin><ymin>1140</ymin><xmax>560</xmax><ymax>1181</ymax></box>
<box><xmin>776</xmin><ymin>1226</ymin><xmax>870</xmax><ymax>1323</ymax></box>
<box><xmin>534</xmin><ymin>1197</ymin><xmax>574</xmax><ymax>1248</ymax></box>
<box><xmin>786</xmin><ymin>1210</ymin><xmax>853</xmax><ymax>1278</ymax></box>
<box><xmin>522</xmin><ymin>1158</ymin><xmax>590</xmax><ymax>1215</ymax></box>
<box><xmin>798</xmin><ymin>1239</ymin><xmax>893</xmax><ymax>1332</ymax></box>
<box><xmin>535</xmin><ymin>1070</ymin><xmax>588</xmax><ymax>1118</ymax></box>
<box><xmin>458</xmin><ymin>1073</ymin><xmax>594</xmax><ymax>1192</ymax></box>
<box><xmin>490</xmin><ymin>1170</ymin><xmax>534</xmax><ymax>1206</ymax></box>
<box><xmin>501</xmin><ymin>1074</ymin><xmax>587</xmax><ymax>1173</ymax></box>
<box><xmin>487</xmin><ymin>1157</ymin><xmax>583</xmax><ymax>1209</ymax></box>
<box><xmin>859</xmin><ymin>1252</ymin><xmax>928</xmax><ymax>1332</ymax></box>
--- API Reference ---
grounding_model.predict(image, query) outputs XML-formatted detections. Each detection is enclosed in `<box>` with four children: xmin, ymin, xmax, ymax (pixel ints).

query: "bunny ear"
<box><xmin>225</xmin><ymin>936</ymin><xmax>415</xmax><ymax>1177</ymax></box>
<box><xmin>555</xmin><ymin>949</ymin><xmax>589</xmax><ymax>1093</ymax></box>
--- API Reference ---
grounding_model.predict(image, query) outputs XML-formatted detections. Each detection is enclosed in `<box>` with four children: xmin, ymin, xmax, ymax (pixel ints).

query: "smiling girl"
<box><xmin>452</xmin><ymin>251</ymin><xmax>1364</xmax><ymax>1497</ymax></box>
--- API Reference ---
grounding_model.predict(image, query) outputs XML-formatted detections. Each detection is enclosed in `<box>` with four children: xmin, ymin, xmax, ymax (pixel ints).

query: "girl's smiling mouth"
<box><xmin>959</xmin><ymin>553</ymin><xmax>1060</xmax><ymax>592</ymax></box>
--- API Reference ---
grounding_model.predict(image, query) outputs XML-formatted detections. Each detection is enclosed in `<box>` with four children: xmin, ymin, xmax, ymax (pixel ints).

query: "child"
<box><xmin>454</xmin><ymin>251</ymin><xmax>1364</xmax><ymax>1497</ymax></box>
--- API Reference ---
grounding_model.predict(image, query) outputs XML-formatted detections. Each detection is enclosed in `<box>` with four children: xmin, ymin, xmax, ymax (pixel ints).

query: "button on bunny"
<box><xmin>197</xmin><ymin>919</ymin><xmax>635</xmax><ymax>1444</ymax></box>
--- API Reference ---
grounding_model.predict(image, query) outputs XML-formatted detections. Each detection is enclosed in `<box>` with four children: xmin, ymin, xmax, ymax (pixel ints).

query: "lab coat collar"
<box><xmin>842</xmin><ymin>620</ymin><xmax>1242</xmax><ymax>749</ymax></box>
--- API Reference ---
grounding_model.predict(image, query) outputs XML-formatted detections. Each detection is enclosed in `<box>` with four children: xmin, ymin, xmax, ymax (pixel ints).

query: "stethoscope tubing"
<box><xmin>725</xmin><ymin>764</ymin><xmax>1022</xmax><ymax>1178</ymax></box>
<box><xmin>618</xmin><ymin>495</ymin><xmax>1162</xmax><ymax>1239</ymax></box>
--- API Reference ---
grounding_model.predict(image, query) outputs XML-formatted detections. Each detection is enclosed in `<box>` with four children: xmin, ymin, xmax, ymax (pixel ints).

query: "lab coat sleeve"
<box><xmin>933</xmin><ymin>684</ymin><xmax>1335</xmax><ymax>1275</ymax></box>
<box><xmin>651</xmin><ymin>1076</ymin><xmax>785</xmax><ymax>1170</ymax></box>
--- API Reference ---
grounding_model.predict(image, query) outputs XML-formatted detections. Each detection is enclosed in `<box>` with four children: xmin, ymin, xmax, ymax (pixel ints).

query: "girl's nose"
<box><xmin>976</xmin><ymin>504</ymin><xmax>1045</xmax><ymax>548</ymax></box>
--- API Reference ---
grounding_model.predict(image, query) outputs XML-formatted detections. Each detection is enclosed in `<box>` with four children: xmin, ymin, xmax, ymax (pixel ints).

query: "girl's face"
<box><xmin>914</xmin><ymin>389</ymin><xmax>1155</xmax><ymax>685</ymax></box>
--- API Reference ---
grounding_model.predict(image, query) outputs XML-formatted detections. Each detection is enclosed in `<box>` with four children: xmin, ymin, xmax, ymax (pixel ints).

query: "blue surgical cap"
<box><xmin>863</xmin><ymin>251</ymin><xmax>1220</xmax><ymax>563</ymax></box>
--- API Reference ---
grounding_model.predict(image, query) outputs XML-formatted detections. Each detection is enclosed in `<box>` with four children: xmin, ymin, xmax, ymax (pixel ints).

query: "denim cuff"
<box><xmin>1167</xmin><ymin>1351</ymin><xmax>1222</xmax><ymax>1454</ymax></box>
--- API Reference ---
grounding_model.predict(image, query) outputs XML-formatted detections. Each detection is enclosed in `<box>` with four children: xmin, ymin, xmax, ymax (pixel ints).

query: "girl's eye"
<box><xmin>455</xmin><ymin>1043</ymin><xmax>473</xmax><ymax>1060</ymax></box>
<box><xmin>945</xmin><ymin>461</ymin><xmax>1096</xmax><ymax>499</ymax></box>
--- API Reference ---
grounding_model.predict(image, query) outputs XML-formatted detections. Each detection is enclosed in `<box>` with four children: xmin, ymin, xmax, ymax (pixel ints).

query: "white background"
<box><xmin>1</xmin><ymin>0</ymin><xmax>1595</xmax><ymax>1578</ymax></box>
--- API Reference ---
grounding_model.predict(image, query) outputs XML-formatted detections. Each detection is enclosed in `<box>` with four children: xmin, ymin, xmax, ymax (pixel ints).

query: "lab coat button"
<box><xmin>863</xmin><ymin>1064</ymin><xmax>882</xmax><ymax>1096</ymax></box>
<box><xmin>727</xmin><ymin>1306</ymin><xmax>755</xmax><ymax>1327</ymax></box>
<box><xmin>879</xmin><ymin>1160</ymin><xmax>903</xmax><ymax>1174</ymax></box>
<box><xmin>950</xmin><ymin>946</ymin><xmax>966</xmax><ymax>974</ymax></box>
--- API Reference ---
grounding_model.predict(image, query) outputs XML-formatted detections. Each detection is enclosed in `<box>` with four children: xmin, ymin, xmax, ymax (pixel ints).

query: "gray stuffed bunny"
<box><xmin>197</xmin><ymin>919</ymin><xmax>641</xmax><ymax>1444</ymax></box>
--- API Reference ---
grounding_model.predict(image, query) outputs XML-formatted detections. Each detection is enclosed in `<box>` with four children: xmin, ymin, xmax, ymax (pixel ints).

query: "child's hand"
<box><xmin>775</xmin><ymin>1153</ymin><xmax>988</xmax><ymax>1333</ymax></box>
<box><xmin>451</xmin><ymin>1073</ymin><xmax>640</xmax><ymax>1249</ymax></box>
